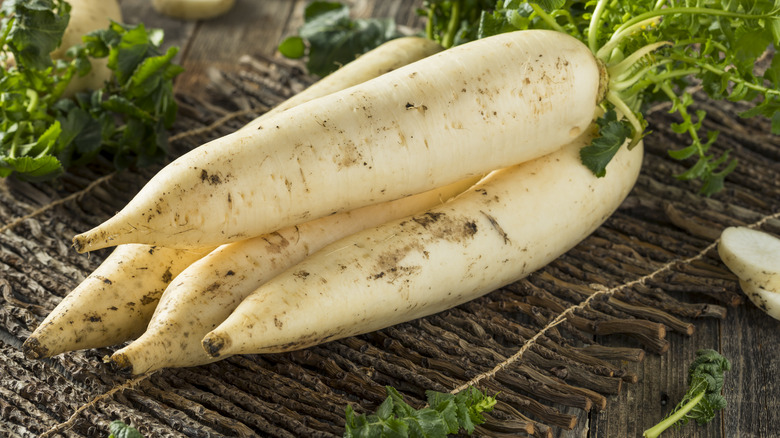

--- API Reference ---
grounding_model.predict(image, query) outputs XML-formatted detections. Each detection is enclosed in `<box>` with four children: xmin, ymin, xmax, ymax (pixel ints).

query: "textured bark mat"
<box><xmin>0</xmin><ymin>54</ymin><xmax>778</xmax><ymax>438</ymax></box>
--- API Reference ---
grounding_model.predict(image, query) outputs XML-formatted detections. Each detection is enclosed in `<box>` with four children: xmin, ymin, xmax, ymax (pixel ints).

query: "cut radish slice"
<box><xmin>739</xmin><ymin>279</ymin><xmax>780</xmax><ymax>321</ymax></box>
<box><xmin>718</xmin><ymin>226</ymin><xmax>780</xmax><ymax>291</ymax></box>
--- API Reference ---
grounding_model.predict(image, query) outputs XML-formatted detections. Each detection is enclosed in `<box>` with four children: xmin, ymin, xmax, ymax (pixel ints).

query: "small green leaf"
<box><xmin>580</xmin><ymin>111</ymin><xmax>632</xmax><ymax>178</ymax></box>
<box><xmin>4</xmin><ymin>0</ymin><xmax>69</xmax><ymax>70</ymax></box>
<box><xmin>0</xmin><ymin>155</ymin><xmax>62</xmax><ymax>181</ymax></box>
<box><xmin>375</xmin><ymin>395</ymin><xmax>395</xmax><ymax>421</ymax></box>
<box><xmin>532</xmin><ymin>0</ymin><xmax>567</xmax><ymax>12</ymax></box>
<box><xmin>108</xmin><ymin>420</ymin><xmax>144</xmax><ymax>438</ymax></box>
<box><xmin>109</xmin><ymin>23</ymin><xmax>154</xmax><ymax>83</ymax></box>
<box><xmin>667</xmin><ymin>143</ymin><xmax>699</xmax><ymax>160</ymax></box>
<box><xmin>278</xmin><ymin>36</ymin><xmax>306</xmax><ymax>59</ymax></box>
<box><xmin>280</xmin><ymin>1</ymin><xmax>401</xmax><ymax>77</ymax></box>
<box><xmin>343</xmin><ymin>386</ymin><xmax>496</xmax><ymax>437</ymax></box>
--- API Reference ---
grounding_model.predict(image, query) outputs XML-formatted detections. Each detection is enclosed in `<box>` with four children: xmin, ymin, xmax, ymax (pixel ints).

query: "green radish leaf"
<box><xmin>2</xmin><ymin>0</ymin><xmax>69</xmax><ymax>70</ymax></box>
<box><xmin>532</xmin><ymin>0</ymin><xmax>567</xmax><ymax>12</ymax></box>
<box><xmin>278</xmin><ymin>36</ymin><xmax>306</xmax><ymax>59</ymax></box>
<box><xmin>280</xmin><ymin>1</ymin><xmax>401</xmax><ymax>77</ymax></box>
<box><xmin>108</xmin><ymin>420</ymin><xmax>144</xmax><ymax>438</ymax></box>
<box><xmin>0</xmin><ymin>1</ymin><xmax>182</xmax><ymax>181</ymax></box>
<box><xmin>580</xmin><ymin>111</ymin><xmax>632</xmax><ymax>178</ymax></box>
<box><xmin>0</xmin><ymin>155</ymin><xmax>63</xmax><ymax>181</ymax></box>
<box><xmin>344</xmin><ymin>386</ymin><xmax>496</xmax><ymax>437</ymax></box>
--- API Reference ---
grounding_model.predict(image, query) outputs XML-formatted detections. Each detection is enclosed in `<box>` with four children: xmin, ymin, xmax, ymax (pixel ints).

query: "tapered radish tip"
<box><xmin>108</xmin><ymin>352</ymin><xmax>134</xmax><ymax>374</ymax></box>
<box><xmin>202</xmin><ymin>333</ymin><xmax>227</xmax><ymax>358</ymax></box>
<box><xmin>72</xmin><ymin>234</ymin><xmax>89</xmax><ymax>253</ymax></box>
<box><xmin>22</xmin><ymin>337</ymin><xmax>48</xmax><ymax>360</ymax></box>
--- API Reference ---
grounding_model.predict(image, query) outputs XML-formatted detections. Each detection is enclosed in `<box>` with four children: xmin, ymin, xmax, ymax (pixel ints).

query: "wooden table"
<box><xmin>1</xmin><ymin>1</ymin><xmax>779</xmax><ymax>437</ymax></box>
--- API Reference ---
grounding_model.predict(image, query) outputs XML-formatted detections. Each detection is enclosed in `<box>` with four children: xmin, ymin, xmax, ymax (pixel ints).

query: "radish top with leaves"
<box><xmin>0</xmin><ymin>0</ymin><xmax>182</xmax><ymax>181</ymax></box>
<box><xmin>285</xmin><ymin>0</ymin><xmax>779</xmax><ymax>195</ymax></box>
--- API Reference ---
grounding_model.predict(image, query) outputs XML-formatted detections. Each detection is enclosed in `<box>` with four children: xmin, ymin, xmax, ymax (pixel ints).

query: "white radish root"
<box><xmin>739</xmin><ymin>279</ymin><xmax>780</xmax><ymax>321</ymax></box>
<box><xmin>109</xmin><ymin>176</ymin><xmax>478</xmax><ymax>374</ymax></box>
<box><xmin>718</xmin><ymin>226</ymin><xmax>780</xmax><ymax>291</ymax></box>
<box><xmin>22</xmin><ymin>244</ymin><xmax>213</xmax><ymax>359</ymax></box>
<box><xmin>238</xmin><ymin>37</ymin><xmax>444</xmax><ymax>132</ymax></box>
<box><xmin>72</xmin><ymin>30</ymin><xmax>604</xmax><ymax>252</ymax></box>
<box><xmin>25</xmin><ymin>36</ymin><xmax>443</xmax><ymax>361</ymax></box>
<box><xmin>201</xmin><ymin>129</ymin><xmax>643</xmax><ymax>357</ymax></box>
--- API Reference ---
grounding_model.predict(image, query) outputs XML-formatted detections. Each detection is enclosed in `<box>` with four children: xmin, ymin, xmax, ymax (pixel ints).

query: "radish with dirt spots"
<box><xmin>200</xmin><ymin>128</ymin><xmax>643</xmax><ymax>357</ymax></box>
<box><xmin>109</xmin><ymin>176</ymin><xmax>478</xmax><ymax>374</ymax></box>
<box><xmin>239</xmin><ymin>36</ymin><xmax>444</xmax><ymax>132</ymax></box>
<box><xmin>72</xmin><ymin>29</ymin><xmax>603</xmax><ymax>252</ymax></box>
<box><xmin>22</xmin><ymin>245</ymin><xmax>213</xmax><ymax>359</ymax></box>
<box><xmin>23</xmin><ymin>36</ymin><xmax>443</xmax><ymax>360</ymax></box>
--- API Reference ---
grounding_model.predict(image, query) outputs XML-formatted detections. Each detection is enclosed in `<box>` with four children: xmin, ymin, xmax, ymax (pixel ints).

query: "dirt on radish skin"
<box><xmin>201</xmin><ymin>128</ymin><xmax>643</xmax><ymax>357</ymax></box>
<box><xmin>25</xmin><ymin>36</ymin><xmax>444</xmax><ymax>362</ymax></box>
<box><xmin>108</xmin><ymin>177</ymin><xmax>478</xmax><ymax>374</ymax></box>
<box><xmin>239</xmin><ymin>37</ymin><xmax>444</xmax><ymax>132</ymax></box>
<box><xmin>22</xmin><ymin>244</ymin><xmax>213</xmax><ymax>359</ymax></box>
<box><xmin>72</xmin><ymin>30</ymin><xmax>603</xmax><ymax>252</ymax></box>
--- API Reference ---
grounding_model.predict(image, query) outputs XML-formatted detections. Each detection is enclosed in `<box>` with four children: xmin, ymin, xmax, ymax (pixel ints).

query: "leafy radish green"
<box><xmin>0</xmin><ymin>0</ymin><xmax>182</xmax><ymax>181</ymax></box>
<box><xmin>344</xmin><ymin>386</ymin><xmax>497</xmax><ymax>437</ymax></box>
<box><xmin>643</xmin><ymin>349</ymin><xmax>731</xmax><ymax>438</ymax></box>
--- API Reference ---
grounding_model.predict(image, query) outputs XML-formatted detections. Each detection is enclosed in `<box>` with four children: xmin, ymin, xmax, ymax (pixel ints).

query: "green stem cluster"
<box><xmin>590</xmin><ymin>0</ymin><xmax>780</xmax><ymax>149</ymax></box>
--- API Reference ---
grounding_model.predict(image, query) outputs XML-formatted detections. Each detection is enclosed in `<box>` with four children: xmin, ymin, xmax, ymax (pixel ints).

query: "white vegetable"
<box><xmin>109</xmin><ymin>176</ymin><xmax>478</xmax><ymax>374</ymax></box>
<box><xmin>22</xmin><ymin>245</ymin><xmax>213</xmax><ymax>359</ymax></box>
<box><xmin>54</xmin><ymin>0</ymin><xmax>123</xmax><ymax>97</ymax></box>
<box><xmin>718</xmin><ymin>226</ymin><xmax>780</xmax><ymax>291</ymax></box>
<box><xmin>201</xmin><ymin>129</ymin><xmax>643</xmax><ymax>357</ymax></box>
<box><xmin>25</xmin><ymin>36</ymin><xmax>444</xmax><ymax>361</ymax></box>
<box><xmin>72</xmin><ymin>30</ymin><xmax>603</xmax><ymax>252</ymax></box>
<box><xmin>151</xmin><ymin>0</ymin><xmax>236</xmax><ymax>21</ymax></box>
<box><xmin>739</xmin><ymin>279</ymin><xmax>780</xmax><ymax>321</ymax></box>
<box><xmin>239</xmin><ymin>37</ymin><xmax>444</xmax><ymax>131</ymax></box>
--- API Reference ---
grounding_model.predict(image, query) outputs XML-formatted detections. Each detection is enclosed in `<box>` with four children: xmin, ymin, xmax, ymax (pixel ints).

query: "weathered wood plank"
<box><xmin>171</xmin><ymin>0</ymin><xmax>297</xmax><ymax>98</ymax></box>
<box><xmin>721</xmin><ymin>302</ymin><xmax>780</xmax><ymax>437</ymax></box>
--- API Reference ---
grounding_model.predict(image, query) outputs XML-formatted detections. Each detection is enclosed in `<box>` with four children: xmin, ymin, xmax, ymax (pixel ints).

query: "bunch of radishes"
<box><xmin>24</xmin><ymin>29</ymin><xmax>644</xmax><ymax>373</ymax></box>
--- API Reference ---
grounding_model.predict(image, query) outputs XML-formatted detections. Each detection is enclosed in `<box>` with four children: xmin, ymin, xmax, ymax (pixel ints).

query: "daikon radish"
<box><xmin>55</xmin><ymin>0</ymin><xmax>122</xmax><ymax>97</ymax></box>
<box><xmin>151</xmin><ymin>0</ymin><xmax>235</xmax><ymax>21</ymax></box>
<box><xmin>239</xmin><ymin>36</ymin><xmax>444</xmax><ymax>131</ymax></box>
<box><xmin>22</xmin><ymin>245</ymin><xmax>213</xmax><ymax>359</ymax></box>
<box><xmin>72</xmin><ymin>30</ymin><xmax>604</xmax><ymax>252</ymax></box>
<box><xmin>739</xmin><ymin>280</ymin><xmax>780</xmax><ymax>321</ymax></box>
<box><xmin>25</xmin><ymin>36</ymin><xmax>442</xmax><ymax>359</ymax></box>
<box><xmin>201</xmin><ymin>128</ymin><xmax>642</xmax><ymax>357</ymax></box>
<box><xmin>110</xmin><ymin>176</ymin><xmax>479</xmax><ymax>374</ymax></box>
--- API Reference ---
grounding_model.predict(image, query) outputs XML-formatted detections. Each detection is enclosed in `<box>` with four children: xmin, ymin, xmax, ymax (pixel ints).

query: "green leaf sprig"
<box><xmin>108</xmin><ymin>420</ymin><xmax>144</xmax><ymax>438</ymax></box>
<box><xmin>278</xmin><ymin>1</ymin><xmax>402</xmax><ymax>77</ymax></box>
<box><xmin>344</xmin><ymin>386</ymin><xmax>497</xmax><ymax>437</ymax></box>
<box><xmin>0</xmin><ymin>0</ymin><xmax>183</xmax><ymax>181</ymax></box>
<box><xmin>642</xmin><ymin>349</ymin><xmax>731</xmax><ymax>438</ymax></box>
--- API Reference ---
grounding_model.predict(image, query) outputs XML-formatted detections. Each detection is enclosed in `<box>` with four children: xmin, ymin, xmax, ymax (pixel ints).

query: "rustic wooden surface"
<box><xmin>1</xmin><ymin>0</ymin><xmax>779</xmax><ymax>437</ymax></box>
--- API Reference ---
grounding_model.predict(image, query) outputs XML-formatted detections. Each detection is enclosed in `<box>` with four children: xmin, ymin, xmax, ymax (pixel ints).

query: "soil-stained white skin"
<box><xmin>110</xmin><ymin>177</ymin><xmax>477</xmax><ymax>374</ymax></box>
<box><xmin>23</xmin><ymin>244</ymin><xmax>213</xmax><ymax>359</ymax></box>
<box><xmin>239</xmin><ymin>37</ymin><xmax>445</xmax><ymax>132</ymax></box>
<box><xmin>201</xmin><ymin>130</ymin><xmax>643</xmax><ymax>357</ymax></box>
<box><xmin>73</xmin><ymin>30</ymin><xmax>602</xmax><ymax>252</ymax></box>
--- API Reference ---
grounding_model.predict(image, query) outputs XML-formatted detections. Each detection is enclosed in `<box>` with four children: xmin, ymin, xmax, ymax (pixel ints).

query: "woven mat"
<box><xmin>0</xmin><ymin>53</ymin><xmax>778</xmax><ymax>438</ymax></box>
